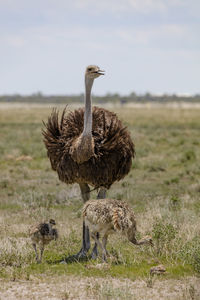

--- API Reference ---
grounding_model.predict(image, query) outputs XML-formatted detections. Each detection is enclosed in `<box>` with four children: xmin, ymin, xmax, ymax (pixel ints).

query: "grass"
<box><xmin>0</xmin><ymin>104</ymin><xmax>200</xmax><ymax>298</ymax></box>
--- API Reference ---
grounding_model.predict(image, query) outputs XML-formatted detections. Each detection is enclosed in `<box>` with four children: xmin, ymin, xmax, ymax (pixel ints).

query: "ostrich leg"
<box><xmin>79</xmin><ymin>183</ymin><xmax>90</xmax><ymax>203</ymax></box>
<box><xmin>32</xmin><ymin>243</ymin><xmax>39</xmax><ymax>263</ymax></box>
<box><xmin>97</xmin><ymin>187</ymin><xmax>107</xmax><ymax>199</ymax></box>
<box><xmin>91</xmin><ymin>187</ymin><xmax>107</xmax><ymax>259</ymax></box>
<box><xmin>77</xmin><ymin>183</ymin><xmax>91</xmax><ymax>257</ymax></box>
<box><xmin>91</xmin><ymin>232</ymin><xmax>107</xmax><ymax>262</ymax></box>
<box><xmin>64</xmin><ymin>185</ymin><xmax>106</xmax><ymax>262</ymax></box>
<box><xmin>64</xmin><ymin>183</ymin><xmax>90</xmax><ymax>262</ymax></box>
<box><xmin>91</xmin><ymin>232</ymin><xmax>99</xmax><ymax>259</ymax></box>
<box><xmin>39</xmin><ymin>245</ymin><xmax>44</xmax><ymax>263</ymax></box>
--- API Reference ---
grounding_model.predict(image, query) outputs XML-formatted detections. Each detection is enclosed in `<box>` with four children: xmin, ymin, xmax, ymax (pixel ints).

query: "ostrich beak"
<box><xmin>97</xmin><ymin>70</ymin><xmax>105</xmax><ymax>75</ymax></box>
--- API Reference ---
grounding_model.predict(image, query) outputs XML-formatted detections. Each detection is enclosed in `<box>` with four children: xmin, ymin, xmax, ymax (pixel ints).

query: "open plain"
<box><xmin>0</xmin><ymin>103</ymin><xmax>200</xmax><ymax>299</ymax></box>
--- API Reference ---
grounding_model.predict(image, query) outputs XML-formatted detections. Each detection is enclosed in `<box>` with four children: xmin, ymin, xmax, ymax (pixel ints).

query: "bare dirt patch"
<box><xmin>1</xmin><ymin>276</ymin><xmax>200</xmax><ymax>300</ymax></box>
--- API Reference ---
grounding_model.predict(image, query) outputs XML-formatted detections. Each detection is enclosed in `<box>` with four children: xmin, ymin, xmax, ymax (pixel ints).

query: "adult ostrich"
<box><xmin>43</xmin><ymin>65</ymin><xmax>135</xmax><ymax>260</ymax></box>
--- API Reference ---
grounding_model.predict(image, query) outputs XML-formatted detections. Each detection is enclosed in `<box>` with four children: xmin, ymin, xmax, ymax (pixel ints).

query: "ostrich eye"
<box><xmin>88</xmin><ymin>68</ymin><xmax>92</xmax><ymax>71</ymax></box>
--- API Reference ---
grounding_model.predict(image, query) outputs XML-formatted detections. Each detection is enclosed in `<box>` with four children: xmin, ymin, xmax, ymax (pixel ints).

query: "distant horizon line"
<box><xmin>0</xmin><ymin>92</ymin><xmax>199</xmax><ymax>98</ymax></box>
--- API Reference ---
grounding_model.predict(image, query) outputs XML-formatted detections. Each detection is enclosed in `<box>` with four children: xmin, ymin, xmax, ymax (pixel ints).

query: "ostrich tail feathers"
<box><xmin>42</xmin><ymin>107</ymin><xmax>67</xmax><ymax>140</ymax></box>
<box><xmin>112</xmin><ymin>203</ymin><xmax>136</xmax><ymax>232</ymax></box>
<box><xmin>42</xmin><ymin>107</ymin><xmax>67</xmax><ymax>170</ymax></box>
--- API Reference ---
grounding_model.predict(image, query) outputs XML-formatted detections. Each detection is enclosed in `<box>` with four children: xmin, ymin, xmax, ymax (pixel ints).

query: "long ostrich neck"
<box><xmin>71</xmin><ymin>76</ymin><xmax>95</xmax><ymax>164</ymax></box>
<box><xmin>130</xmin><ymin>236</ymin><xmax>151</xmax><ymax>246</ymax></box>
<box><xmin>83</xmin><ymin>77</ymin><xmax>94</xmax><ymax>135</ymax></box>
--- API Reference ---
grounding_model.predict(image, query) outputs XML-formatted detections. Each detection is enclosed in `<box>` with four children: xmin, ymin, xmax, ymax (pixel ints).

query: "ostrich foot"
<box><xmin>64</xmin><ymin>249</ymin><xmax>89</xmax><ymax>263</ymax></box>
<box><xmin>62</xmin><ymin>221</ymin><xmax>90</xmax><ymax>263</ymax></box>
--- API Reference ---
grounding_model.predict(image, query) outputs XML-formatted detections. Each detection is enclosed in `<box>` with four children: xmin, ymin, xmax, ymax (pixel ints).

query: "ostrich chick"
<box><xmin>29</xmin><ymin>219</ymin><xmax>58</xmax><ymax>263</ymax></box>
<box><xmin>83</xmin><ymin>199</ymin><xmax>153</xmax><ymax>261</ymax></box>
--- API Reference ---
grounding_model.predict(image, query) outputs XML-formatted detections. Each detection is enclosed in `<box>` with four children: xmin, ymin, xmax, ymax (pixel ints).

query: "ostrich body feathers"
<box><xmin>43</xmin><ymin>106</ymin><xmax>135</xmax><ymax>189</ymax></box>
<box><xmin>82</xmin><ymin>198</ymin><xmax>137</xmax><ymax>235</ymax></box>
<box><xmin>30</xmin><ymin>222</ymin><xmax>58</xmax><ymax>245</ymax></box>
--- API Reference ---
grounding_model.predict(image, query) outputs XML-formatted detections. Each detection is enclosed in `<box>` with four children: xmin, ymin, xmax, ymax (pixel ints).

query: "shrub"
<box><xmin>180</xmin><ymin>236</ymin><xmax>200</xmax><ymax>273</ymax></box>
<box><xmin>152</xmin><ymin>219</ymin><xmax>177</xmax><ymax>256</ymax></box>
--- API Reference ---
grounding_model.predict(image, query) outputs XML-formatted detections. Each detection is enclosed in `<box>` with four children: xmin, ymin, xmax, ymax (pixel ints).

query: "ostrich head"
<box><xmin>49</xmin><ymin>219</ymin><xmax>56</xmax><ymax>226</ymax></box>
<box><xmin>127</xmin><ymin>223</ymin><xmax>153</xmax><ymax>246</ymax></box>
<box><xmin>85</xmin><ymin>65</ymin><xmax>105</xmax><ymax>80</ymax></box>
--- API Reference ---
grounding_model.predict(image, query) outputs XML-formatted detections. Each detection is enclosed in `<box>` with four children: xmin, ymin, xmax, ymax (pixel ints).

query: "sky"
<box><xmin>0</xmin><ymin>0</ymin><xmax>199</xmax><ymax>96</ymax></box>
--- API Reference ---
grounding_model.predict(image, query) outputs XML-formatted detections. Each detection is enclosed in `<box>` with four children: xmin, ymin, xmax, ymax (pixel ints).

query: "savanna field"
<box><xmin>0</xmin><ymin>104</ymin><xmax>200</xmax><ymax>299</ymax></box>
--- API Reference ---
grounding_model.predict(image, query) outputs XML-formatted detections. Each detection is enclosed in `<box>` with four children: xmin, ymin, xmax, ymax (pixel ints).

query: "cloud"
<box><xmin>0</xmin><ymin>0</ymin><xmax>198</xmax><ymax>16</ymax></box>
<box><xmin>1</xmin><ymin>19</ymin><xmax>198</xmax><ymax>55</ymax></box>
<box><xmin>68</xmin><ymin>0</ymin><xmax>200</xmax><ymax>16</ymax></box>
<box><xmin>115</xmin><ymin>23</ymin><xmax>199</xmax><ymax>51</ymax></box>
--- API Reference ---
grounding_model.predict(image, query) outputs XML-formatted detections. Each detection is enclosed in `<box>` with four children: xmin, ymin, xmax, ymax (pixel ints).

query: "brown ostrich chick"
<box><xmin>29</xmin><ymin>219</ymin><xmax>58</xmax><ymax>263</ymax></box>
<box><xmin>83</xmin><ymin>199</ymin><xmax>153</xmax><ymax>261</ymax></box>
